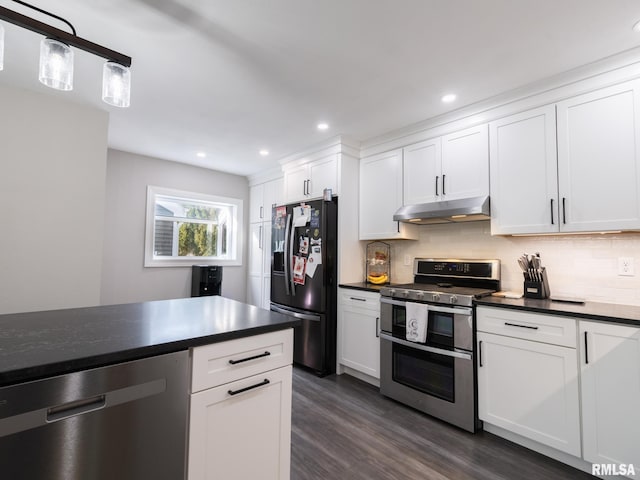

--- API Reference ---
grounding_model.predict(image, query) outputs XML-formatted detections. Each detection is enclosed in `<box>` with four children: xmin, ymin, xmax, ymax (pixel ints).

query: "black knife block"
<box><xmin>524</xmin><ymin>268</ymin><xmax>550</xmax><ymax>299</ymax></box>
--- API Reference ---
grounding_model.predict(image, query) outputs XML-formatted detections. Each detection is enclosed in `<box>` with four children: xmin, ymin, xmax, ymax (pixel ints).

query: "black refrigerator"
<box><xmin>270</xmin><ymin>197</ymin><xmax>337</xmax><ymax>376</ymax></box>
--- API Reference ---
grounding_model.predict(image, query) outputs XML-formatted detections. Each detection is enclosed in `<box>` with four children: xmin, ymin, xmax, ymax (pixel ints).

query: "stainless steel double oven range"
<box><xmin>379</xmin><ymin>258</ymin><xmax>500</xmax><ymax>433</ymax></box>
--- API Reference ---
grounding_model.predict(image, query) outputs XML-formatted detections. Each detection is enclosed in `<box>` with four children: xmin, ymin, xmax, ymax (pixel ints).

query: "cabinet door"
<box><xmin>477</xmin><ymin>332</ymin><xmax>581</xmax><ymax>456</ymax></box>
<box><xmin>360</xmin><ymin>149</ymin><xmax>415</xmax><ymax>240</ymax></box>
<box><xmin>188</xmin><ymin>365</ymin><xmax>292</xmax><ymax>480</ymax></box>
<box><xmin>441</xmin><ymin>124</ymin><xmax>489</xmax><ymax>200</ymax></box>
<box><xmin>261</xmin><ymin>276</ymin><xmax>271</xmax><ymax>310</ymax></box>
<box><xmin>403</xmin><ymin>138</ymin><xmax>442</xmax><ymax>205</ymax></box>
<box><xmin>249</xmin><ymin>184</ymin><xmax>265</xmax><ymax>224</ymax></box>
<box><xmin>308</xmin><ymin>154</ymin><xmax>338</xmax><ymax>199</ymax></box>
<box><xmin>283</xmin><ymin>165</ymin><xmax>309</xmax><ymax>204</ymax></box>
<box><xmin>262</xmin><ymin>220</ymin><xmax>272</xmax><ymax>277</ymax></box>
<box><xmin>580</xmin><ymin>321</ymin><xmax>640</xmax><ymax>469</ymax></box>
<box><xmin>264</xmin><ymin>177</ymin><xmax>284</xmax><ymax>210</ymax></box>
<box><xmin>248</xmin><ymin>223</ymin><xmax>264</xmax><ymax>277</ymax></box>
<box><xmin>247</xmin><ymin>275</ymin><xmax>262</xmax><ymax>307</ymax></box>
<box><xmin>489</xmin><ymin>106</ymin><xmax>559</xmax><ymax>235</ymax></box>
<box><xmin>338</xmin><ymin>292</ymin><xmax>380</xmax><ymax>379</ymax></box>
<box><xmin>557</xmin><ymin>80</ymin><xmax>640</xmax><ymax>232</ymax></box>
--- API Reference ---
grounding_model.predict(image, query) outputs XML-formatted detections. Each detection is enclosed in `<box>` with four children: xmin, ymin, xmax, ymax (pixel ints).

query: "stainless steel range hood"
<box><xmin>393</xmin><ymin>196</ymin><xmax>490</xmax><ymax>225</ymax></box>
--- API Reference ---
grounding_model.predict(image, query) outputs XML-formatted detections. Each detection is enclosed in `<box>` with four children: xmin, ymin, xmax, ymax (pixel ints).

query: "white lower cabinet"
<box><xmin>476</xmin><ymin>307</ymin><xmax>581</xmax><ymax>457</ymax></box>
<box><xmin>188</xmin><ymin>329</ymin><xmax>293</xmax><ymax>480</ymax></box>
<box><xmin>580</xmin><ymin>321</ymin><xmax>640</xmax><ymax>475</ymax></box>
<box><xmin>337</xmin><ymin>289</ymin><xmax>380</xmax><ymax>381</ymax></box>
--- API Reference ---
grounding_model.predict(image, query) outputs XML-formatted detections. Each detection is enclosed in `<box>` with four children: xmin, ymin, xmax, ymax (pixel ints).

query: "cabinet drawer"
<box><xmin>191</xmin><ymin>329</ymin><xmax>293</xmax><ymax>393</ymax></box>
<box><xmin>338</xmin><ymin>289</ymin><xmax>380</xmax><ymax>312</ymax></box>
<box><xmin>477</xmin><ymin>307</ymin><xmax>576</xmax><ymax>348</ymax></box>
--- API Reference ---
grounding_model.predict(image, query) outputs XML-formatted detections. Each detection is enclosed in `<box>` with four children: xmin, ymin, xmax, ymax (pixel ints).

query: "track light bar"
<box><xmin>0</xmin><ymin>5</ymin><xmax>131</xmax><ymax>67</ymax></box>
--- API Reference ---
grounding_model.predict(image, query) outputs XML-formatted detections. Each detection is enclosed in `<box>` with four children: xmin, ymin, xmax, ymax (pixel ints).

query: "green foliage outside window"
<box><xmin>178</xmin><ymin>206</ymin><xmax>219</xmax><ymax>256</ymax></box>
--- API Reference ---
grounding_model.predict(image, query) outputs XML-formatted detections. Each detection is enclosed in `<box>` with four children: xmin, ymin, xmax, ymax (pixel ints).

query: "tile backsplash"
<box><xmin>386</xmin><ymin>221</ymin><xmax>640</xmax><ymax>306</ymax></box>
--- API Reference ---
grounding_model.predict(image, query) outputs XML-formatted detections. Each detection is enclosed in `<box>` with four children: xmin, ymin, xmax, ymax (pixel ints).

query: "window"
<box><xmin>144</xmin><ymin>186</ymin><xmax>243</xmax><ymax>267</ymax></box>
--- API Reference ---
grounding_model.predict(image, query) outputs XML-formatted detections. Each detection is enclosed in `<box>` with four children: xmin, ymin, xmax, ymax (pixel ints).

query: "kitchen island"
<box><xmin>0</xmin><ymin>296</ymin><xmax>298</xmax><ymax>480</ymax></box>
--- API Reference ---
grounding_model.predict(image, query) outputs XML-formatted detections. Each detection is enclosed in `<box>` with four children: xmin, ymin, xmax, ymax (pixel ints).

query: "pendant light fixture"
<box><xmin>39</xmin><ymin>37</ymin><xmax>73</xmax><ymax>90</ymax></box>
<box><xmin>0</xmin><ymin>1</ymin><xmax>132</xmax><ymax>107</ymax></box>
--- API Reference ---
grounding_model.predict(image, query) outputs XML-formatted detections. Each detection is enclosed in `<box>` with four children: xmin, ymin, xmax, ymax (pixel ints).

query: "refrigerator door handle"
<box><xmin>289</xmin><ymin>211</ymin><xmax>296</xmax><ymax>296</ymax></box>
<box><xmin>283</xmin><ymin>213</ymin><xmax>292</xmax><ymax>296</ymax></box>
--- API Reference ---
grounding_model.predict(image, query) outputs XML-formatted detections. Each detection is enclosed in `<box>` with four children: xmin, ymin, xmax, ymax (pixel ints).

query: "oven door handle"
<box><xmin>379</xmin><ymin>332</ymin><xmax>472</xmax><ymax>360</ymax></box>
<box><xmin>380</xmin><ymin>297</ymin><xmax>406</xmax><ymax>307</ymax></box>
<box><xmin>380</xmin><ymin>297</ymin><xmax>471</xmax><ymax>316</ymax></box>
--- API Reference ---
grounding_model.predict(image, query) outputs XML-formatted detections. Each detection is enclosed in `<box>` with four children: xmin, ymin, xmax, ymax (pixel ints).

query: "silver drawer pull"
<box><xmin>228</xmin><ymin>351</ymin><xmax>271</xmax><ymax>365</ymax></box>
<box><xmin>350</xmin><ymin>296</ymin><xmax>367</xmax><ymax>302</ymax></box>
<box><xmin>504</xmin><ymin>322</ymin><xmax>539</xmax><ymax>330</ymax></box>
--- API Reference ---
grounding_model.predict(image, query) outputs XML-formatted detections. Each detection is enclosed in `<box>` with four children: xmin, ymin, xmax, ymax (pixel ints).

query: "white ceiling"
<box><xmin>1</xmin><ymin>0</ymin><xmax>640</xmax><ymax>177</ymax></box>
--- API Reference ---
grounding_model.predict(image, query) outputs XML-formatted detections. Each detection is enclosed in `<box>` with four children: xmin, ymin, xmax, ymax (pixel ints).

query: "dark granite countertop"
<box><xmin>475</xmin><ymin>296</ymin><xmax>640</xmax><ymax>327</ymax></box>
<box><xmin>339</xmin><ymin>282</ymin><xmax>387</xmax><ymax>293</ymax></box>
<box><xmin>0</xmin><ymin>296</ymin><xmax>299</xmax><ymax>387</ymax></box>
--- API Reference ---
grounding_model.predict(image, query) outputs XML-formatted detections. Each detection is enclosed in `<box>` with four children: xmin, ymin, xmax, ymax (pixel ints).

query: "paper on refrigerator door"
<box><xmin>293</xmin><ymin>204</ymin><xmax>311</xmax><ymax>227</ymax></box>
<box><xmin>306</xmin><ymin>246</ymin><xmax>322</xmax><ymax>278</ymax></box>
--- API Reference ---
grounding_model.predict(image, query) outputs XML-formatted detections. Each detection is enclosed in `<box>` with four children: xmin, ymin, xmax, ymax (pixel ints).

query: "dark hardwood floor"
<box><xmin>291</xmin><ymin>367</ymin><xmax>595</xmax><ymax>480</ymax></box>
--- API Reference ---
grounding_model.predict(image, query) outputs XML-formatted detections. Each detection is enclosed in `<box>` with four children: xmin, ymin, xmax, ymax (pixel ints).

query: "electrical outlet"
<box><xmin>618</xmin><ymin>257</ymin><xmax>635</xmax><ymax>276</ymax></box>
<box><xmin>404</xmin><ymin>255</ymin><xmax>412</xmax><ymax>267</ymax></box>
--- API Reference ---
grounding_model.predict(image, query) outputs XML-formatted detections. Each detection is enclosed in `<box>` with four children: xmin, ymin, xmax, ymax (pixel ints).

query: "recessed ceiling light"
<box><xmin>441</xmin><ymin>94</ymin><xmax>457</xmax><ymax>103</ymax></box>
<box><xmin>196</xmin><ymin>152</ymin><xmax>206</xmax><ymax>158</ymax></box>
<box><xmin>633</xmin><ymin>19</ymin><xmax>640</xmax><ymax>32</ymax></box>
<box><xmin>259</xmin><ymin>149</ymin><xmax>269</xmax><ymax>156</ymax></box>
<box><xmin>317</xmin><ymin>122</ymin><xmax>329</xmax><ymax>131</ymax></box>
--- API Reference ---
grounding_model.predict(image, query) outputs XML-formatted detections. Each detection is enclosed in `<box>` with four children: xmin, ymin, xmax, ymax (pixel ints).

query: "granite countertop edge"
<box><xmin>0</xmin><ymin>296</ymin><xmax>300</xmax><ymax>388</ymax></box>
<box><xmin>474</xmin><ymin>296</ymin><xmax>640</xmax><ymax>327</ymax></box>
<box><xmin>339</xmin><ymin>282</ymin><xmax>387</xmax><ymax>293</ymax></box>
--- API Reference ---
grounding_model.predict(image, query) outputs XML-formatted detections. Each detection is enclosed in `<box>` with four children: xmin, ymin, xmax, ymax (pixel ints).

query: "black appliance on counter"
<box><xmin>379</xmin><ymin>258</ymin><xmax>500</xmax><ymax>432</ymax></box>
<box><xmin>191</xmin><ymin>265</ymin><xmax>223</xmax><ymax>297</ymax></box>
<box><xmin>270</xmin><ymin>198</ymin><xmax>338</xmax><ymax>375</ymax></box>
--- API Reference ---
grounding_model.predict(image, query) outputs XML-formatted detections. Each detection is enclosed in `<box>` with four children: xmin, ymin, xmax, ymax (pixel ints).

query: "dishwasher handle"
<box><xmin>47</xmin><ymin>395</ymin><xmax>106</xmax><ymax>423</ymax></box>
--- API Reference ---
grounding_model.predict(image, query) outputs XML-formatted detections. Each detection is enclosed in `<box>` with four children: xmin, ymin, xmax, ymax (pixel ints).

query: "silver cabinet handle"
<box><xmin>259</xmin><ymin>225</ymin><xmax>263</xmax><ymax>249</ymax></box>
<box><xmin>375</xmin><ymin>317</ymin><xmax>380</xmax><ymax>338</ymax></box>
<box><xmin>350</xmin><ymin>296</ymin><xmax>366</xmax><ymax>302</ymax></box>
<box><xmin>259</xmin><ymin>205</ymin><xmax>264</xmax><ymax>219</ymax></box>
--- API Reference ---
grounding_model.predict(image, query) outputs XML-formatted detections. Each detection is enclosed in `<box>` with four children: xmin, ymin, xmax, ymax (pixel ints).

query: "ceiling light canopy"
<box><xmin>0</xmin><ymin>1</ymin><xmax>132</xmax><ymax>107</ymax></box>
<box><xmin>196</xmin><ymin>152</ymin><xmax>206</xmax><ymax>158</ymax></box>
<box><xmin>317</xmin><ymin>122</ymin><xmax>329</xmax><ymax>131</ymax></box>
<box><xmin>259</xmin><ymin>149</ymin><xmax>269</xmax><ymax>156</ymax></box>
<box><xmin>441</xmin><ymin>93</ymin><xmax>457</xmax><ymax>103</ymax></box>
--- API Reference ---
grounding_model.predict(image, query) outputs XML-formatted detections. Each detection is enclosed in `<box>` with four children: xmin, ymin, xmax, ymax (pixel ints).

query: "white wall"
<box><xmin>387</xmin><ymin>221</ymin><xmax>640</xmax><ymax>306</ymax></box>
<box><xmin>101</xmin><ymin>149</ymin><xmax>249</xmax><ymax>305</ymax></box>
<box><xmin>0</xmin><ymin>85</ymin><xmax>108</xmax><ymax>314</ymax></box>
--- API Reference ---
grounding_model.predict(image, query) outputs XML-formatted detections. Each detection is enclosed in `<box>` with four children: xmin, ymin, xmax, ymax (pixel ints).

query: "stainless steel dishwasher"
<box><xmin>0</xmin><ymin>350</ymin><xmax>189</xmax><ymax>480</ymax></box>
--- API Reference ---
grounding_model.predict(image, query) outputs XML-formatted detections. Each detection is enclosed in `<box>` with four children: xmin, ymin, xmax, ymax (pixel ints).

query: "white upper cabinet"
<box><xmin>403</xmin><ymin>138</ymin><xmax>442</xmax><ymax>205</ymax></box>
<box><xmin>403</xmin><ymin>125</ymin><xmax>489</xmax><ymax>206</ymax></box>
<box><xmin>283</xmin><ymin>153</ymin><xmax>338</xmax><ymax>204</ymax></box>
<box><xmin>557</xmin><ymin>80</ymin><xmax>640</xmax><ymax>232</ymax></box>
<box><xmin>440</xmin><ymin>124</ymin><xmax>489</xmax><ymax>200</ymax></box>
<box><xmin>250</xmin><ymin>178</ymin><xmax>283</xmax><ymax>224</ymax></box>
<box><xmin>359</xmin><ymin>149</ymin><xmax>417</xmax><ymax>240</ymax></box>
<box><xmin>490</xmin><ymin>79</ymin><xmax>640</xmax><ymax>235</ymax></box>
<box><xmin>249</xmin><ymin>183</ymin><xmax>265</xmax><ymax>224</ymax></box>
<box><xmin>489</xmin><ymin>105</ymin><xmax>559</xmax><ymax>235</ymax></box>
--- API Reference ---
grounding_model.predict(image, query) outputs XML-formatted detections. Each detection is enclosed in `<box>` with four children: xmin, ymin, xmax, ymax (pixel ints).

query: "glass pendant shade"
<box><xmin>39</xmin><ymin>38</ymin><xmax>73</xmax><ymax>90</ymax></box>
<box><xmin>102</xmin><ymin>61</ymin><xmax>131</xmax><ymax>108</ymax></box>
<box><xmin>0</xmin><ymin>24</ymin><xmax>4</xmax><ymax>71</ymax></box>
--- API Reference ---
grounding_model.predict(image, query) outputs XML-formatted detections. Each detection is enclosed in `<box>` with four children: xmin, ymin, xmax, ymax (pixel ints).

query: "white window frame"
<box><xmin>144</xmin><ymin>185</ymin><xmax>243</xmax><ymax>267</ymax></box>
